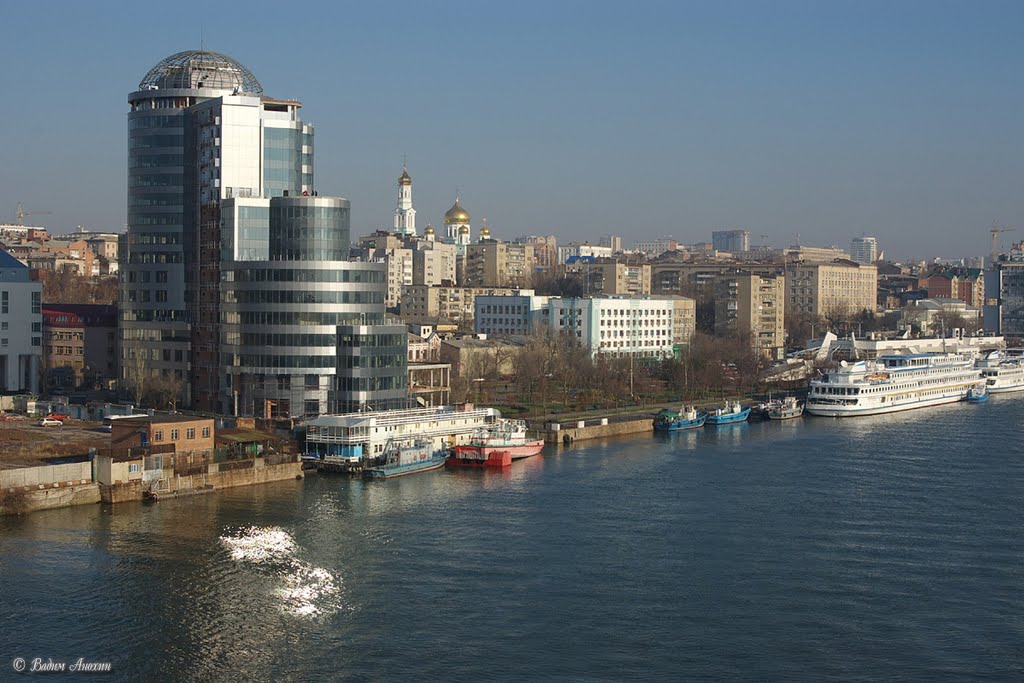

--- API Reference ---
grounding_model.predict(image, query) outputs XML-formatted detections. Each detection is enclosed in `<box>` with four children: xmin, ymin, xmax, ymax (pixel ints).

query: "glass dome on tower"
<box><xmin>137</xmin><ymin>50</ymin><xmax>263</xmax><ymax>94</ymax></box>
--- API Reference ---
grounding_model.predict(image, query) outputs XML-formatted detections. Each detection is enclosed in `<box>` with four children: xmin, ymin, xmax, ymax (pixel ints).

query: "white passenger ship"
<box><xmin>976</xmin><ymin>350</ymin><xmax>1024</xmax><ymax>394</ymax></box>
<box><xmin>806</xmin><ymin>352</ymin><xmax>981</xmax><ymax>417</ymax></box>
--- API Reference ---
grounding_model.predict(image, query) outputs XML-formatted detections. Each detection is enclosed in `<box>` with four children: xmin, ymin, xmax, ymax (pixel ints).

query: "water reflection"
<box><xmin>220</xmin><ymin>526</ymin><xmax>343</xmax><ymax>618</ymax></box>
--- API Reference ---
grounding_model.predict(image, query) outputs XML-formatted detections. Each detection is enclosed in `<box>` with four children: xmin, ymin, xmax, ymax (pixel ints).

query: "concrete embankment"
<box><xmin>538</xmin><ymin>413</ymin><xmax>655</xmax><ymax>444</ymax></box>
<box><xmin>0</xmin><ymin>462</ymin><xmax>101</xmax><ymax>514</ymax></box>
<box><xmin>1</xmin><ymin>457</ymin><xmax>302</xmax><ymax>514</ymax></box>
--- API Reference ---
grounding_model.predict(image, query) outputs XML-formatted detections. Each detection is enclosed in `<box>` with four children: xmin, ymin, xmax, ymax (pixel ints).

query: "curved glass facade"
<box><xmin>221</xmin><ymin>197</ymin><xmax>387</xmax><ymax>417</ymax></box>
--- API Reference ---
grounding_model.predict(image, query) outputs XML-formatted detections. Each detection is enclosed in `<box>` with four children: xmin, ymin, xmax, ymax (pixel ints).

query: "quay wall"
<box><xmin>1</xmin><ymin>481</ymin><xmax>100</xmax><ymax>515</ymax></box>
<box><xmin>544</xmin><ymin>417</ymin><xmax>654</xmax><ymax>444</ymax></box>
<box><xmin>103</xmin><ymin>459</ymin><xmax>301</xmax><ymax>504</ymax></box>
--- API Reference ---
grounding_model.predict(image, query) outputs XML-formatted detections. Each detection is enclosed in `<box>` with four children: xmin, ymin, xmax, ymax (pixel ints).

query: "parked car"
<box><xmin>39</xmin><ymin>418</ymin><xmax>64</xmax><ymax>427</ymax></box>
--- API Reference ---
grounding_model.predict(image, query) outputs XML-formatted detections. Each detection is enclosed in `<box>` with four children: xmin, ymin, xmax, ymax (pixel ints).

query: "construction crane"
<box><xmin>990</xmin><ymin>221</ymin><xmax>1016</xmax><ymax>263</ymax></box>
<box><xmin>14</xmin><ymin>202</ymin><xmax>53</xmax><ymax>226</ymax></box>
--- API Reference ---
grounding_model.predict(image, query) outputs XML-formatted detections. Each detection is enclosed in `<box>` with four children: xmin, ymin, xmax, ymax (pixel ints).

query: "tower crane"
<box><xmin>14</xmin><ymin>202</ymin><xmax>53</xmax><ymax>226</ymax></box>
<box><xmin>990</xmin><ymin>221</ymin><xmax>1016</xmax><ymax>263</ymax></box>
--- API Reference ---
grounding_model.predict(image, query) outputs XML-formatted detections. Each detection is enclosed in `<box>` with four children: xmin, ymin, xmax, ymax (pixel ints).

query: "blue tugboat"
<box><xmin>654</xmin><ymin>405</ymin><xmax>707</xmax><ymax>431</ymax></box>
<box><xmin>965</xmin><ymin>384</ymin><xmax>990</xmax><ymax>403</ymax></box>
<box><xmin>362</xmin><ymin>438</ymin><xmax>448</xmax><ymax>479</ymax></box>
<box><xmin>705</xmin><ymin>401</ymin><xmax>751</xmax><ymax>426</ymax></box>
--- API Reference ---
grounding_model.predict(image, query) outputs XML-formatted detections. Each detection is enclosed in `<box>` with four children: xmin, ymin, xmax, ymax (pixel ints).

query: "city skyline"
<box><xmin>1</xmin><ymin>1</ymin><xmax>1021</xmax><ymax>260</ymax></box>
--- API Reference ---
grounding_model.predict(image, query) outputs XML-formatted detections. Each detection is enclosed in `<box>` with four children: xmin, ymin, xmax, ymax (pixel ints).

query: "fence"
<box><xmin>0</xmin><ymin>462</ymin><xmax>93</xmax><ymax>489</ymax></box>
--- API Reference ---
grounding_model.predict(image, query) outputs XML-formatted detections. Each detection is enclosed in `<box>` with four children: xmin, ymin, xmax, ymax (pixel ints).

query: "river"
<box><xmin>2</xmin><ymin>397</ymin><xmax>1023</xmax><ymax>680</ymax></box>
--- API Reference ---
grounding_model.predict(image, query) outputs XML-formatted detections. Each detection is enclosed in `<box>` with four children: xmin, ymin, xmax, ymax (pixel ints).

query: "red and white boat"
<box><xmin>447</xmin><ymin>419</ymin><xmax>544</xmax><ymax>468</ymax></box>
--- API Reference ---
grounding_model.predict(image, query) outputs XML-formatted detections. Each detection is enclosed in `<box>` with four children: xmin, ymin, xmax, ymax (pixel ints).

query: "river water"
<box><xmin>2</xmin><ymin>398</ymin><xmax>1023</xmax><ymax>681</ymax></box>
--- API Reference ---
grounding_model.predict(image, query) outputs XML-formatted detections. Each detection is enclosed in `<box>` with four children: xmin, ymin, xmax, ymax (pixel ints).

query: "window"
<box><xmin>1</xmin><ymin>291</ymin><xmax>7</xmax><ymax>314</ymax></box>
<box><xmin>31</xmin><ymin>291</ymin><xmax>40</xmax><ymax>314</ymax></box>
<box><xmin>186</xmin><ymin>428</ymin><xmax>195</xmax><ymax>439</ymax></box>
<box><xmin>1</xmin><ymin>339</ymin><xmax>7</xmax><ymax>347</ymax></box>
<box><xmin>128</xmin><ymin>463</ymin><xmax>140</xmax><ymax>474</ymax></box>
<box><xmin>170</xmin><ymin>429</ymin><xmax>179</xmax><ymax>440</ymax></box>
<box><xmin>154</xmin><ymin>430</ymin><xmax>163</xmax><ymax>442</ymax></box>
<box><xmin>201</xmin><ymin>426</ymin><xmax>210</xmax><ymax>438</ymax></box>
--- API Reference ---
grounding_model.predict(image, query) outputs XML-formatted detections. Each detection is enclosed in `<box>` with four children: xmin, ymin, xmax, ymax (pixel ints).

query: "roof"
<box><xmin>0</xmin><ymin>249</ymin><xmax>28</xmax><ymax>270</ymax></box>
<box><xmin>138</xmin><ymin>50</ymin><xmax>263</xmax><ymax>94</ymax></box>
<box><xmin>112</xmin><ymin>413</ymin><xmax>214</xmax><ymax>426</ymax></box>
<box><xmin>216</xmin><ymin>428</ymin><xmax>279</xmax><ymax>445</ymax></box>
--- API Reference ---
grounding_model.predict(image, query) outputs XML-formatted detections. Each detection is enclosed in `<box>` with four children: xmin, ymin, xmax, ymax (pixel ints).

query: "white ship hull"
<box><xmin>806</xmin><ymin>388</ymin><xmax>969</xmax><ymax>417</ymax></box>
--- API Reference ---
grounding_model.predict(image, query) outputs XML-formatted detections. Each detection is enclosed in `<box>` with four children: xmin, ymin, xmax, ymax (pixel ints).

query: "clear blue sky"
<box><xmin>1</xmin><ymin>0</ymin><xmax>1021</xmax><ymax>261</ymax></box>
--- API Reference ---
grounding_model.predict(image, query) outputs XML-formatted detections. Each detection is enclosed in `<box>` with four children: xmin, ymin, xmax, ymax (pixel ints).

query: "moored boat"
<box><xmin>976</xmin><ymin>350</ymin><xmax>1024</xmax><ymax>394</ymax></box>
<box><xmin>654</xmin><ymin>406</ymin><xmax>707</xmax><ymax>431</ymax></box>
<box><xmin>806</xmin><ymin>352</ymin><xmax>980</xmax><ymax>417</ymax></box>
<box><xmin>768</xmin><ymin>396</ymin><xmax>804</xmax><ymax>420</ymax></box>
<box><xmin>705</xmin><ymin>401</ymin><xmax>750</xmax><ymax>425</ymax></box>
<box><xmin>362</xmin><ymin>439</ymin><xmax>448</xmax><ymax>479</ymax></box>
<box><xmin>447</xmin><ymin>419</ymin><xmax>544</xmax><ymax>468</ymax></box>
<box><xmin>965</xmin><ymin>384</ymin><xmax>990</xmax><ymax>403</ymax></box>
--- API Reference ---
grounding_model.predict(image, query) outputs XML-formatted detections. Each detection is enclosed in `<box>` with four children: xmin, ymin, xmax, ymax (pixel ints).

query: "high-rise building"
<box><xmin>393</xmin><ymin>164</ymin><xmax>416</xmax><ymax>236</ymax></box>
<box><xmin>850</xmin><ymin>236</ymin><xmax>879</xmax><ymax>264</ymax></box>
<box><xmin>712</xmin><ymin>230</ymin><xmax>751</xmax><ymax>253</ymax></box>
<box><xmin>123</xmin><ymin>50</ymin><xmax>390</xmax><ymax>415</ymax></box>
<box><xmin>714</xmin><ymin>272</ymin><xmax>786</xmax><ymax>359</ymax></box>
<box><xmin>0</xmin><ymin>250</ymin><xmax>42</xmax><ymax>393</ymax></box>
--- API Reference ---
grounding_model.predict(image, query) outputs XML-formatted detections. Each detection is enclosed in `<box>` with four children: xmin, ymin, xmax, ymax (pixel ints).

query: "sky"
<box><xmin>0</xmin><ymin>0</ymin><xmax>1021</xmax><ymax>261</ymax></box>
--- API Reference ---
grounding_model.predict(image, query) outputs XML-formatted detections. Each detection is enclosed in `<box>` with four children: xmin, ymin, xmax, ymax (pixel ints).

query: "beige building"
<box><xmin>516</xmin><ymin>235</ymin><xmax>558</xmax><ymax>271</ymax></box>
<box><xmin>785</xmin><ymin>260</ymin><xmax>878</xmax><ymax>318</ymax></box>
<box><xmin>464</xmin><ymin>241</ymin><xmax>535</xmax><ymax>288</ymax></box>
<box><xmin>111</xmin><ymin>414</ymin><xmax>216</xmax><ymax>458</ymax></box>
<box><xmin>413</xmin><ymin>241</ymin><xmax>459</xmax><ymax>286</ymax></box>
<box><xmin>440</xmin><ymin>337</ymin><xmax>524</xmax><ymax>379</ymax></box>
<box><xmin>714</xmin><ymin>272</ymin><xmax>786</xmax><ymax>358</ymax></box>
<box><xmin>580</xmin><ymin>261</ymin><xmax>651</xmax><ymax>296</ymax></box>
<box><xmin>401</xmin><ymin>286</ymin><xmax>532</xmax><ymax>326</ymax></box>
<box><xmin>784</xmin><ymin>245</ymin><xmax>850</xmax><ymax>262</ymax></box>
<box><xmin>669</xmin><ymin>296</ymin><xmax>697</xmax><ymax>347</ymax></box>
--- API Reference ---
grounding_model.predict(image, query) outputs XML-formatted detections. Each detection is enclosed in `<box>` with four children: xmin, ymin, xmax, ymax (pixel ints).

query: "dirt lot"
<box><xmin>0</xmin><ymin>417</ymin><xmax>111</xmax><ymax>469</ymax></box>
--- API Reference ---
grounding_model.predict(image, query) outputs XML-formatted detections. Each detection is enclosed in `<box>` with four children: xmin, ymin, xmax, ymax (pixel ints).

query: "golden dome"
<box><xmin>399</xmin><ymin>168</ymin><xmax>412</xmax><ymax>186</ymax></box>
<box><xmin>480</xmin><ymin>226</ymin><xmax>491</xmax><ymax>238</ymax></box>
<box><xmin>424</xmin><ymin>224</ymin><xmax>435</xmax><ymax>234</ymax></box>
<box><xmin>444</xmin><ymin>197</ymin><xmax>470</xmax><ymax>224</ymax></box>
<box><xmin>459</xmin><ymin>225</ymin><xmax>470</xmax><ymax>235</ymax></box>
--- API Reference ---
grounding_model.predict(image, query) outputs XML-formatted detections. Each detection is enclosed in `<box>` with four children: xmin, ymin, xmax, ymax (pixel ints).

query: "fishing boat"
<box><xmin>965</xmin><ymin>384</ymin><xmax>990</xmax><ymax>403</ymax></box>
<box><xmin>767</xmin><ymin>396</ymin><xmax>804</xmax><ymax>420</ymax></box>
<box><xmin>362</xmin><ymin>438</ymin><xmax>448</xmax><ymax>479</ymax></box>
<box><xmin>447</xmin><ymin>419</ymin><xmax>544</xmax><ymax>468</ymax></box>
<box><xmin>705</xmin><ymin>401</ymin><xmax>751</xmax><ymax>425</ymax></box>
<box><xmin>653</xmin><ymin>406</ymin><xmax>706</xmax><ymax>431</ymax></box>
<box><xmin>806</xmin><ymin>352</ymin><xmax>980</xmax><ymax>417</ymax></box>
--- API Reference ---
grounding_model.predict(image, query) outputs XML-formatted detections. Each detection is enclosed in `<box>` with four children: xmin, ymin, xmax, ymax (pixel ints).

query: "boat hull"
<box><xmin>654</xmin><ymin>416</ymin><xmax>706</xmax><ymax>431</ymax></box>
<box><xmin>987</xmin><ymin>382</ymin><xmax>1024</xmax><ymax>394</ymax></box>
<box><xmin>806</xmin><ymin>391</ymin><xmax>966</xmax><ymax>417</ymax></box>
<box><xmin>447</xmin><ymin>439</ymin><xmax>544</xmax><ymax>467</ymax></box>
<box><xmin>768</xmin><ymin>408</ymin><xmax>803</xmax><ymax>420</ymax></box>
<box><xmin>447</xmin><ymin>448</ymin><xmax>514</xmax><ymax>468</ymax></box>
<box><xmin>363</xmin><ymin>455</ymin><xmax>448</xmax><ymax>479</ymax></box>
<box><xmin>706</xmin><ymin>408</ymin><xmax>751</xmax><ymax>425</ymax></box>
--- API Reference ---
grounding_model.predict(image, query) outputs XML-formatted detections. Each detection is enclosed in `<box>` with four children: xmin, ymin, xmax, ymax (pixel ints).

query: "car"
<box><xmin>39</xmin><ymin>418</ymin><xmax>64</xmax><ymax>427</ymax></box>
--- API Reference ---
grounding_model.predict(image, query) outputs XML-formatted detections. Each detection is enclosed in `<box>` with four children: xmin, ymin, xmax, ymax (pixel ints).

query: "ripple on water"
<box><xmin>219</xmin><ymin>525</ymin><xmax>344</xmax><ymax>618</ymax></box>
